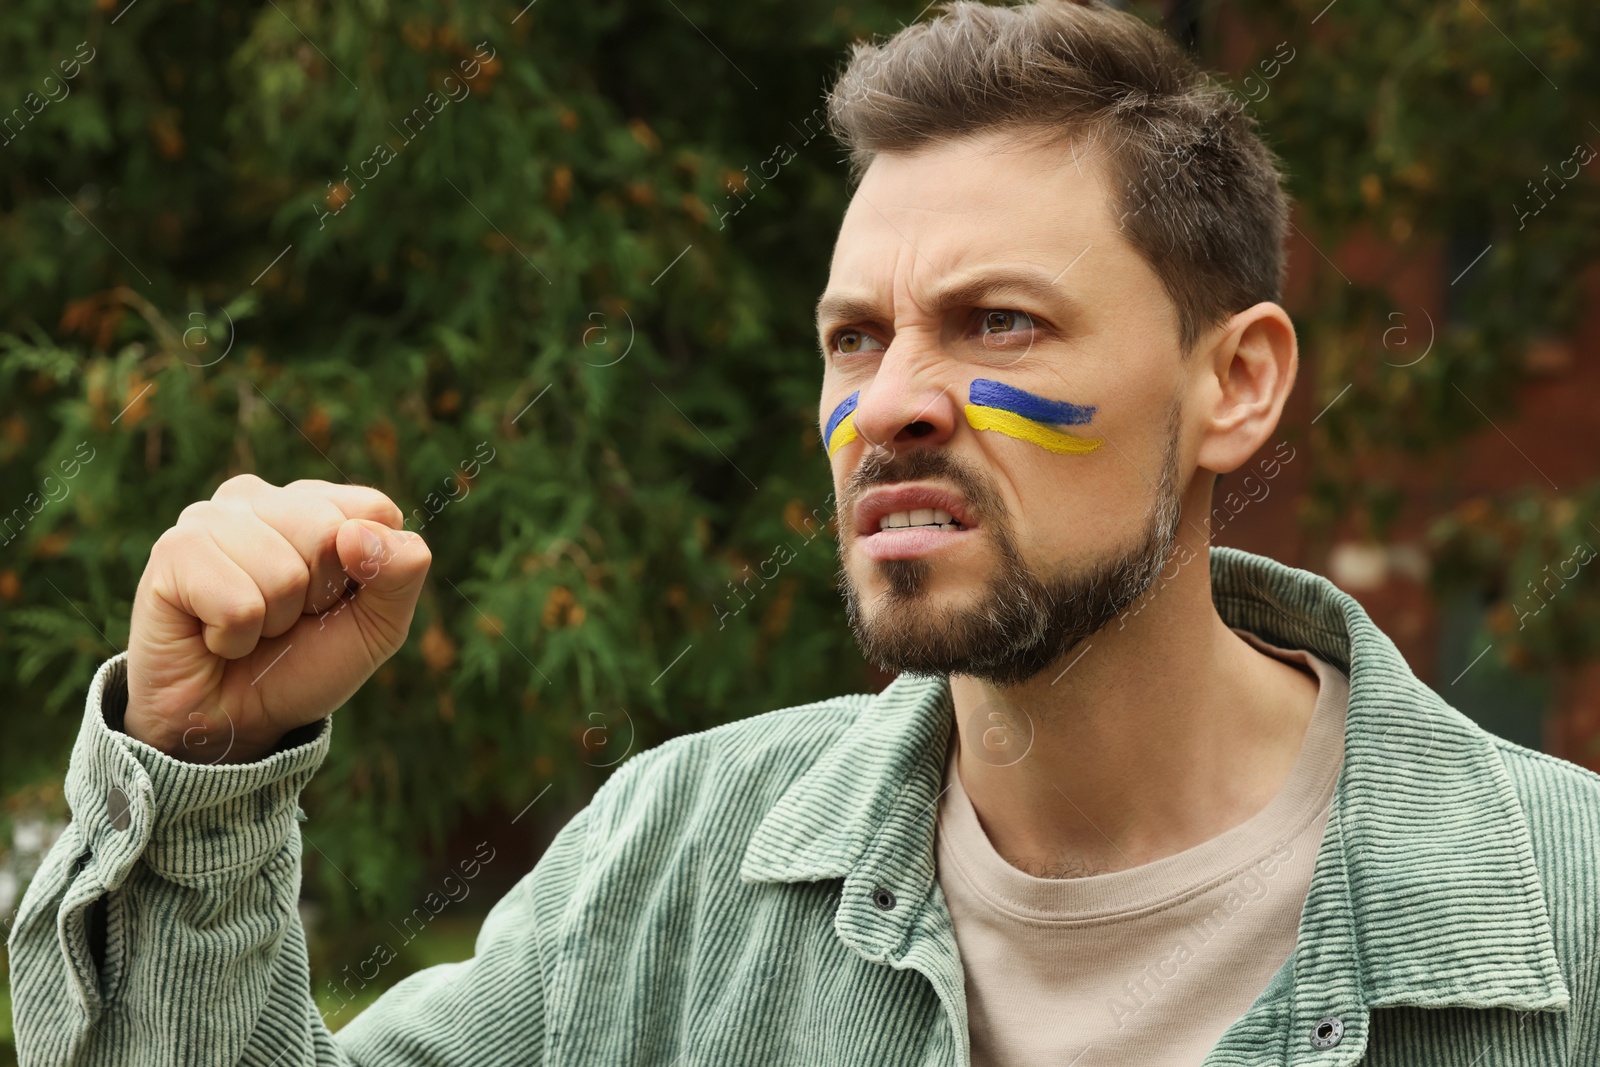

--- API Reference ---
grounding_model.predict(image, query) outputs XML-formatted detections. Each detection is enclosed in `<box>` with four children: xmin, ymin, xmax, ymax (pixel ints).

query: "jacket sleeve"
<box><xmin>6</xmin><ymin>651</ymin><xmax>594</xmax><ymax>1067</ymax></box>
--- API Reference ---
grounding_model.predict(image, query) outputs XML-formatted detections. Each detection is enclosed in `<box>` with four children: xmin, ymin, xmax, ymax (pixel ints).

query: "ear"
<box><xmin>1192</xmin><ymin>302</ymin><xmax>1297</xmax><ymax>476</ymax></box>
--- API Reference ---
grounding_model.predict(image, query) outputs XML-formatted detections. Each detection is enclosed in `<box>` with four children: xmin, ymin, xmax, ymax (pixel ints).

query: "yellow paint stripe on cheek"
<box><xmin>964</xmin><ymin>404</ymin><xmax>1104</xmax><ymax>455</ymax></box>
<box><xmin>827</xmin><ymin>412</ymin><xmax>859</xmax><ymax>457</ymax></box>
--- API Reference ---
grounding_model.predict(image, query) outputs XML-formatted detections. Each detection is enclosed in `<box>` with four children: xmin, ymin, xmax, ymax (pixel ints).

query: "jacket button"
<box><xmin>1310</xmin><ymin>1016</ymin><xmax>1344</xmax><ymax>1050</ymax></box>
<box><xmin>871</xmin><ymin>886</ymin><xmax>897</xmax><ymax>911</ymax></box>
<box><xmin>107</xmin><ymin>786</ymin><xmax>132</xmax><ymax>831</ymax></box>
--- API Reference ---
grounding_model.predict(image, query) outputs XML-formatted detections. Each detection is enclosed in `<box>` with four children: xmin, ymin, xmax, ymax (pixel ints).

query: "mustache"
<box><xmin>844</xmin><ymin>447</ymin><xmax>1007</xmax><ymax>527</ymax></box>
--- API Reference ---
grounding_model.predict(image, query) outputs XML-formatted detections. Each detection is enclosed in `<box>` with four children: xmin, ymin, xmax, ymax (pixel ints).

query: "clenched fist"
<box><xmin>124</xmin><ymin>475</ymin><xmax>433</xmax><ymax>763</ymax></box>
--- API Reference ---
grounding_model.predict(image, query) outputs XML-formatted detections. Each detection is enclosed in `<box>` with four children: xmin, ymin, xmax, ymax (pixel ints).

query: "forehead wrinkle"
<box><xmin>817</xmin><ymin>263</ymin><xmax>1091</xmax><ymax>339</ymax></box>
<box><xmin>816</xmin><ymin>232</ymin><xmax>936</xmax><ymax>336</ymax></box>
<box><xmin>821</xmin><ymin>138</ymin><xmax>1121</xmax><ymax>342</ymax></box>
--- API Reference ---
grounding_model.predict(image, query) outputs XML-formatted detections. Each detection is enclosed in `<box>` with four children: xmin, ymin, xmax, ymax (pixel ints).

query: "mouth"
<box><xmin>853</xmin><ymin>483</ymin><xmax>980</xmax><ymax>561</ymax></box>
<box><xmin>874</xmin><ymin>507</ymin><xmax>966</xmax><ymax>532</ymax></box>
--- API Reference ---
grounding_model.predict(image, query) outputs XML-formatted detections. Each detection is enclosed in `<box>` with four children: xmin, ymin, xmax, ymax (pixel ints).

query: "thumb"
<box><xmin>334</xmin><ymin>518</ymin><xmax>432</xmax><ymax>609</ymax></box>
<box><xmin>226</xmin><ymin>519</ymin><xmax>431</xmax><ymax>735</ymax></box>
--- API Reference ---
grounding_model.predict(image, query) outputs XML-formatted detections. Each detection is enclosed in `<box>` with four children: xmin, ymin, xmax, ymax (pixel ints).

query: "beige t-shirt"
<box><xmin>935</xmin><ymin>631</ymin><xmax>1349</xmax><ymax>1067</ymax></box>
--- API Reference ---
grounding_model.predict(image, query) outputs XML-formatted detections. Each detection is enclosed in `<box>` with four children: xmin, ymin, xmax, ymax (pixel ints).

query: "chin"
<box><xmin>835</xmin><ymin>518</ymin><xmax>1179</xmax><ymax>687</ymax></box>
<box><xmin>837</xmin><ymin>551</ymin><xmax>1058</xmax><ymax>685</ymax></box>
<box><xmin>845</xmin><ymin>537</ymin><xmax>986</xmax><ymax>603</ymax></box>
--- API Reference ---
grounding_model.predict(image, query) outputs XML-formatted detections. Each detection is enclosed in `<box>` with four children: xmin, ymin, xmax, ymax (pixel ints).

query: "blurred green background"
<box><xmin>3</xmin><ymin>0</ymin><xmax>1599</xmax><ymax>1058</ymax></box>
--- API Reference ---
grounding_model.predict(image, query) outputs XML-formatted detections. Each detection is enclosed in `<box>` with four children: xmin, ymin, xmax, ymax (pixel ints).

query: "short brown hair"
<box><xmin>825</xmin><ymin>0</ymin><xmax>1290</xmax><ymax>354</ymax></box>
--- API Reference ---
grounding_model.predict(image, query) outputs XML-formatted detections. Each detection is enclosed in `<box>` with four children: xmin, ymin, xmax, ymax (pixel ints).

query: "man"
<box><xmin>10</xmin><ymin>1</ymin><xmax>1598</xmax><ymax>1064</ymax></box>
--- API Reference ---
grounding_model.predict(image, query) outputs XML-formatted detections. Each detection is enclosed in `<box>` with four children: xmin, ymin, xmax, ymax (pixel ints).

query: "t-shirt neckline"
<box><xmin>936</xmin><ymin>629</ymin><xmax>1349</xmax><ymax>924</ymax></box>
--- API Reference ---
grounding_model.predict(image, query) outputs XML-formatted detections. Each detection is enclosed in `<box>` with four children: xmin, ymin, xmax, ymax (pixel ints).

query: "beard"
<box><xmin>837</xmin><ymin>402</ymin><xmax>1185</xmax><ymax>688</ymax></box>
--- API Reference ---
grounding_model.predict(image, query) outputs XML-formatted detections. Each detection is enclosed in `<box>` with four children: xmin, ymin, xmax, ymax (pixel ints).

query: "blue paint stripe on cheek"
<box><xmin>824</xmin><ymin>391</ymin><xmax>860</xmax><ymax>447</ymax></box>
<box><xmin>969</xmin><ymin>379</ymin><xmax>1095</xmax><ymax>426</ymax></box>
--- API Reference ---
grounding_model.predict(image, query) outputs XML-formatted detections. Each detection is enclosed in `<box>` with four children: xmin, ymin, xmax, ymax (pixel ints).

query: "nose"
<box><xmin>846</xmin><ymin>348</ymin><xmax>963</xmax><ymax>459</ymax></box>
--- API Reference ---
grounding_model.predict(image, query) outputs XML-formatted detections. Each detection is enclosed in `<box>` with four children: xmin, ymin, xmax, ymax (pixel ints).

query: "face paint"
<box><xmin>824</xmin><ymin>391</ymin><xmax>860</xmax><ymax>457</ymax></box>
<box><xmin>963</xmin><ymin>378</ymin><xmax>1103</xmax><ymax>455</ymax></box>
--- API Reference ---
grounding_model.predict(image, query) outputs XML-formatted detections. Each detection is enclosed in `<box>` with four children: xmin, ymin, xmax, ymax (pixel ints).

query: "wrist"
<box><xmin>122</xmin><ymin>706</ymin><xmax>282</xmax><ymax>765</ymax></box>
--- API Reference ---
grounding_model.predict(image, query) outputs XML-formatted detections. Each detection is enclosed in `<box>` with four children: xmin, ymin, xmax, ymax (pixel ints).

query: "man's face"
<box><xmin>816</xmin><ymin>127</ymin><xmax>1193</xmax><ymax>686</ymax></box>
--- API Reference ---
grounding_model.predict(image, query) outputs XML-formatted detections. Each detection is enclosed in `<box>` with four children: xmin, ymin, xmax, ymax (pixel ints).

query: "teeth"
<box><xmin>877</xmin><ymin>508</ymin><xmax>965</xmax><ymax>531</ymax></box>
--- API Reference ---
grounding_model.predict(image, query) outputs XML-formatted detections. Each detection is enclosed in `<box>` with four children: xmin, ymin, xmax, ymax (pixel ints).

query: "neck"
<box><xmin>948</xmin><ymin>541</ymin><xmax>1320</xmax><ymax>878</ymax></box>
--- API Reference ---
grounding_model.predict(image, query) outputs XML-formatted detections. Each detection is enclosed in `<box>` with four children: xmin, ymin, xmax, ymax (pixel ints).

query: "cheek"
<box><xmin>1008</xmin><ymin>451</ymin><xmax>1150</xmax><ymax>560</ymax></box>
<box><xmin>828</xmin><ymin>455</ymin><xmax>850</xmax><ymax>499</ymax></box>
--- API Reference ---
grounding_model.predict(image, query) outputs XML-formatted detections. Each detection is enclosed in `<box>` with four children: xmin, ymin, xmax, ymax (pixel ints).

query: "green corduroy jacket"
<box><xmin>9</xmin><ymin>546</ymin><xmax>1600</xmax><ymax>1065</ymax></box>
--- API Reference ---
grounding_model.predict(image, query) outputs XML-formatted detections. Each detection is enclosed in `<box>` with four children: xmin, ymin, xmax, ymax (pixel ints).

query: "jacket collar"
<box><xmin>739</xmin><ymin>545</ymin><xmax>1570</xmax><ymax>1014</ymax></box>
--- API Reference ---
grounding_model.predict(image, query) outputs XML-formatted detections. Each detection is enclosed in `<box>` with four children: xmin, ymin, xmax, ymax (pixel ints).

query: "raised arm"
<box><xmin>7</xmin><ymin>652</ymin><xmax>593</xmax><ymax>1064</ymax></box>
<box><xmin>5</xmin><ymin>475</ymin><xmax>583</xmax><ymax>1064</ymax></box>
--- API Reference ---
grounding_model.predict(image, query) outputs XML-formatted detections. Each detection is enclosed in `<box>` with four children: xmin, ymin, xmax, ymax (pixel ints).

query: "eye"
<box><xmin>973</xmin><ymin>309</ymin><xmax>1039</xmax><ymax>356</ymax></box>
<box><xmin>976</xmin><ymin>309</ymin><xmax>1035</xmax><ymax>343</ymax></box>
<box><xmin>830</xmin><ymin>329</ymin><xmax>887</xmax><ymax>356</ymax></box>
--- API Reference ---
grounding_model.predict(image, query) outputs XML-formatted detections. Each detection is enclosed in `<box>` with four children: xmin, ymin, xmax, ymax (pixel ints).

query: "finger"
<box><xmin>213</xmin><ymin>522</ymin><xmax>430</xmax><ymax>743</ymax></box>
<box><xmin>281</xmin><ymin>478</ymin><xmax>405</xmax><ymax>530</ymax></box>
<box><xmin>333</xmin><ymin>519</ymin><xmax>431</xmax><ymax>612</ymax></box>
<box><xmin>199</xmin><ymin>509</ymin><xmax>313</xmax><ymax>640</ymax></box>
<box><xmin>233</xmin><ymin>480</ymin><xmax>407</xmax><ymax>612</ymax></box>
<box><xmin>234</xmin><ymin>520</ymin><xmax>431</xmax><ymax>695</ymax></box>
<box><xmin>206</xmin><ymin>476</ymin><xmax>414</xmax><ymax>617</ymax></box>
<box><xmin>151</xmin><ymin>526</ymin><xmax>267</xmax><ymax>660</ymax></box>
<box><xmin>214</xmin><ymin>475</ymin><xmax>403</xmax><ymax>530</ymax></box>
<box><xmin>244</xmin><ymin>491</ymin><xmax>360</xmax><ymax>615</ymax></box>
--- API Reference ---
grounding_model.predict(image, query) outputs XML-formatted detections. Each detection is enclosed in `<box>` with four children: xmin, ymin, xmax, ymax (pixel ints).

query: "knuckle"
<box><xmin>215</xmin><ymin>594</ymin><xmax>267</xmax><ymax>630</ymax></box>
<box><xmin>154</xmin><ymin>524</ymin><xmax>208</xmax><ymax>557</ymax></box>
<box><xmin>284</xmin><ymin>477</ymin><xmax>340</xmax><ymax>493</ymax></box>
<box><xmin>261</xmin><ymin>560</ymin><xmax>311</xmax><ymax>605</ymax></box>
<box><xmin>213</xmin><ymin>473</ymin><xmax>270</xmax><ymax>499</ymax></box>
<box><xmin>176</xmin><ymin>500</ymin><xmax>212</xmax><ymax>525</ymax></box>
<box><xmin>214</xmin><ymin>498</ymin><xmax>258</xmax><ymax>524</ymax></box>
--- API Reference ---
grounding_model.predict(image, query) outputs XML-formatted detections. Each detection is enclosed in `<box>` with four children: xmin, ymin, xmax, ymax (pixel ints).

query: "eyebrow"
<box><xmin>813</xmin><ymin>266</ymin><xmax>1087</xmax><ymax>344</ymax></box>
